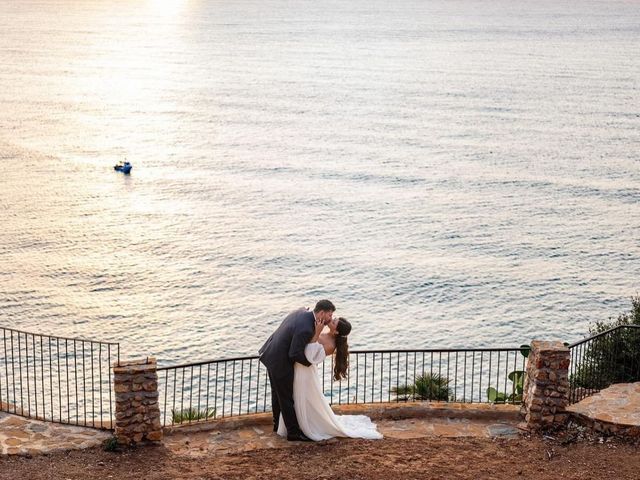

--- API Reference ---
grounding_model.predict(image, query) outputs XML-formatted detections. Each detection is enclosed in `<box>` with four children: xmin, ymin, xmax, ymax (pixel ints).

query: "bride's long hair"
<box><xmin>333</xmin><ymin>317</ymin><xmax>352</xmax><ymax>381</ymax></box>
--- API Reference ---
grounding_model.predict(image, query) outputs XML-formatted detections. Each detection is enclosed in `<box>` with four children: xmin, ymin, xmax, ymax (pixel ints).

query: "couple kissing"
<box><xmin>258</xmin><ymin>299</ymin><xmax>382</xmax><ymax>442</ymax></box>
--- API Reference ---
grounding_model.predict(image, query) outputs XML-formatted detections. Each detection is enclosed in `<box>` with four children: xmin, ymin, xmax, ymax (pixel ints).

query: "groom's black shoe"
<box><xmin>287</xmin><ymin>432</ymin><xmax>312</xmax><ymax>442</ymax></box>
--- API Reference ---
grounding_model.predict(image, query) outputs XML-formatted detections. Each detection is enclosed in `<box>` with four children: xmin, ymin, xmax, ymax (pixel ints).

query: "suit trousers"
<box><xmin>267</xmin><ymin>368</ymin><xmax>302</xmax><ymax>436</ymax></box>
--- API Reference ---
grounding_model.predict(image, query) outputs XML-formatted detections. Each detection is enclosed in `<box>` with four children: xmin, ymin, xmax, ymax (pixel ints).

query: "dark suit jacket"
<box><xmin>259</xmin><ymin>307</ymin><xmax>314</xmax><ymax>379</ymax></box>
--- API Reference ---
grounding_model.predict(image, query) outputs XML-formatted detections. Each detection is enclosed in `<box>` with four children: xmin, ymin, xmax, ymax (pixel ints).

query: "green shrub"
<box><xmin>391</xmin><ymin>373</ymin><xmax>452</xmax><ymax>401</ymax></box>
<box><xmin>102</xmin><ymin>436</ymin><xmax>119</xmax><ymax>452</ymax></box>
<box><xmin>571</xmin><ymin>296</ymin><xmax>640</xmax><ymax>390</ymax></box>
<box><xmin>171</xmin><ymin>407</ymin><xmax>216</xmax><ymax>424</ymax></box>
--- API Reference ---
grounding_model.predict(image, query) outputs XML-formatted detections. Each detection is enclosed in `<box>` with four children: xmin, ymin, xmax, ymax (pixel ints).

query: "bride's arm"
<box><xmin>304</xmin><ymin>342</ymin><xmax>327</xmax><ymax>365</ymax></box>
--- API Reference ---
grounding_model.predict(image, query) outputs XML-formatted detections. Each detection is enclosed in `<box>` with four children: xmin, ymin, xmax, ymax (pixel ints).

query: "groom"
<box><xmin>258</xmin><ymin>299</ymin><xmax>336</xmax><ymax>441</ymax></box>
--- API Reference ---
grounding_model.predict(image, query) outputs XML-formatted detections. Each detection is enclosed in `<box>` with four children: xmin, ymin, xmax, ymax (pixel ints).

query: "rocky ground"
<box><xmin>0</xmin><ymin>427</ymin><xmax>638</xmax><ymax>480</ymax></box>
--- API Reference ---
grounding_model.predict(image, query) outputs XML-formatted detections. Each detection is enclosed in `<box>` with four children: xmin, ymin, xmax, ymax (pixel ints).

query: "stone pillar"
<box><xmin>521</xmin><ymin>340</ymin><xmax>570</xmax><ymax>430</ymax></box>
<box><xmin>113</xmin><ymin>358</ymin><xmax>163</xmax><ymax>444</ymax></box>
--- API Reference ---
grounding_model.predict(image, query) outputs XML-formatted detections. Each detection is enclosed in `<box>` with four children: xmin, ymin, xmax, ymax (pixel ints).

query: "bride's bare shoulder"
<box><xmin>318</xmin><ymin>333</ymin><xmax>336</xmax><ymax>355</ymax></box>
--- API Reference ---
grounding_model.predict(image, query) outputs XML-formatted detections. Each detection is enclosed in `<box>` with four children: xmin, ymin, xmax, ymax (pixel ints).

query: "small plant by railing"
<box><xmin>391</xmin><ymin>373</ymin><xmax>451</xmax><ymax>401</ymax></box>
<box><xmin>171</xmin><ymin>407</ymin><xmax>216</xmax><ymax>424</ymax></box>
<box><xmin>486</xmin><ymin>345</ymin><xmax>530</xmax><ymax>403</ymax></box>
<box><xmin>0</xmin><ymin>326</ymin><xmax>119</xmax><ymax>429</ymax></box>
<box><xmin>157</xmin><ymin>347</ymin><xmax>528</xmax><ymax>426</ymax></box>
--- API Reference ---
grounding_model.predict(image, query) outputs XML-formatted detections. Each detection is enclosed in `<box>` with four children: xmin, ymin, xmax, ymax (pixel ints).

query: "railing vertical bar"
<box><xmin>230</xmin><ymin>361</ymin><xmax>236</xmax><ymax>417</ymax></box>
<box><xmin>363</xmin><ymin>354</ymin><xmax>368</xmax><ymax>404</ymax></box>
<box><xmin>372</xmin><ymin>353</ymin><xmax>376</xmax><ymax>404</ymax></box>
<box><xmin>222</xmin><ymin>362</ymin><xmax>227</xmax><ymax>418</ymax></box>
<box><xmin>57</xmin><ymin>338</ymin><xmax>62</xmax><ymax>421</ymax></box>
<box><xmin>82</xmin><ymin>341</ymin><xmax>86</xmax><ymax>426</ymax></box>
<box><xmin>446</xmin><ymin>352</ymin><xmax>450</xmax><ymax>402</ymax></box>
<box><xmin>338</xmin><ymin>361</ymin><xmax>342</xmax><ymax>405</ymax></box>
<box><xmin>394</xmin><ymin>352</ymin><xmax>399</xmax><ymax>403</ymax></box>
<box><xmin>454</xmin><ymin>352</ymin><xmax>458</xmax><ymax>402</ymax></box>
<box><xmin>42</xmin><ymin>335</ymin><xmax>47</xmax><ymax>420</ymax></box>
<box><xmin>19</xmin><ymin>333</ymin><xmax>25</xmax><ymax>416</ymax></box>
<box><xmin>569</xmin><ymin>346</ymin><xmax>575</xmax><ymax>403</ymax></box>
<box><xmin>261</xmin><ymin>361</ymin><xmax>266</xmax><ymax>413</ymax></box>
<box><xmin>502</xmin><ymin>349</ymin><xmax>508</xmax><ymax>404</ymax></box>
<box><xmin>511</xmin><ymin>350</ymin><xmax>517</xmax><ymax>404</ymax></box>
<box><xmin>108</xmin><ymin>344</ymin><xmax>113</xmax><ymax>429</ymax></box>
<box><xmin>11</xmin><ymin>333</ymin><xmax>17</xmax><ymax>414</ymax></box>
<box><xmin>32</xmin><ymin>335</ymin><xmax>37</xmax><ymax>419</ymax></box>
<box><xmin>463</xmin><ymin>352</ymin><xmax>467</xmax><ymax>403</ymax></box>
<box><xmin>430</xmin><ymin>351</ymin><xmax>434</xmax><ymax>389</ymax></box>
<box><xmin>585</xmin><ymin>340</ymin><xmax>593</xmax><ymax>398</ymax></box>
<box><xmin>254</xmin><ymin>361</ymin><xmax>260</xmax><ymax>413</ymax></box>
<box><xmin>49</xmin><ymin>338</ymin><xmax>54</xmax><ymax>420</ymax></box>
<box><xmin>438</xmin><ymin>351</ymin><xmax>442</xmax><ymax>400</ymax></box>
<box><xmin>2</xmin><ymin>331</ymin><xmax>7</xmax><ymax>410</ymax></box>
<box><xmin>98</xmin><ymin>342</ymin><xmax>103</xmax><ymax>428</ymax></box>
<box><xmin>171</xmin><ymin>368</ymin><xmax>177</xmax><ymax>424</ymax></box>
<box><xmin>162</xmin><ymin>369</ymin><xmax>175</xmax><ymax>425</ymax></box>
<box><xmin>40</xmin><ymin>336</ymin><xmax>45</xmax><ymax>420</ymax></box>
<box><xmin>479</xmin><ymin>351</ymin><xmax>483</xmax><ymax>403</ymax></box>
<box><xmin>2</xmin><ymin>330</ymin><xmax>8</xmax><ymax>411</ymax></box>
<box><xmin>205</xmin><ymin>363</ymin><xmax>211</xmax><ymax>418</ymax></box>
<box><xmin>90</xmin><ymin>342</ymin><xmax>95</xmax><ymax>427</ymax></box>
<box><xmin>379</xmin><ymin>353</ymin><xmax>383</xmax><ymax>404</ymax></box>
<box><xmin>470</xmin><ymin>352</ymin><xmax>475</xmax><ymax>403</ymax></box>
<box><xmin>347</xmin><ymin>352</ymin><xmax>351</xmax><ymax>405</ymax></box>
<box><xmin>115</xmin><ymin>346</ymin><xmax>120</xmax><ymax>426</ymax></box>
<box><xmin>188</xmin><ymin>366</ymin><xmax>194</xmax><ymax>424</ymax></box>
<box><xmin>412</xmin><ymin>352</ymin><xmax>417</xmax><ymax>400</ymax></box>
<box><xmin>487</xmin><ymin>351</ymin><xmax>492</xmax><ymax>403</ymax></box>
<box><xmin>65</xmin><ymin>339</ymin><xmax>70</xmax><ymax>423</ymax></box>
<box><xmin>197</xmin><ymin>364</ymin><xmax>203</xmax><ymax>420</ymax></box>
<box><xmin>72</xmin><ymin>340</ymin><xmax>79</xmax><ymax>424</ymax></box>
<box><xmin>574</xmin><ymin>343</ymin><xmax>580</xmax><ymax>401</ymax></box>
<box><xmin>355</xmin><ymin>354</ymin><xmax>359</xmax><ymax>403</ymax></box>
<box><xmin>247</xmin><ymin>358</ymin><xmax>252</xmax><ymax>414</ymax></box>
<box><xmin>215</xmin><ymin>363</ymin><xmax>219</xmax><ymax>418</ymax></box>
<box><xmin>404</xmin><ymin>352</ymin><xmax>408</xmax><ymax>398</ymax></box>
<box><xmin>496</xmin><ymin>351</ymin><xmax>501</xmax><ymax>403</ymax></box>
<box><xmin>521</xmin><ymin>349</ymin><xmax>527</xmax><ymax>400</ymax></box>
<box><xmin>597</xmin><ymin>335</ymin><xmax>604</xmax><ymax>388</ymax></box>
<box><xmin>239</xmin><ymin>360</ymin><xmax>245</xmax><ymax>415</ymax></box>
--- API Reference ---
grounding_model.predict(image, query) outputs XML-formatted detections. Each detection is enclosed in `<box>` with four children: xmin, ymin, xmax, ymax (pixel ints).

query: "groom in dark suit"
<box><xmin>259</xmin><ymin>299</ymin><xmax>336</xmax><ymax>441</ymax></box>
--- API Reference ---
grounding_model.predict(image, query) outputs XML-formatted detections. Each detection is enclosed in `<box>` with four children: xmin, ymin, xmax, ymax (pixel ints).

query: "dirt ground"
<box><xmin>1</xmin><ymin>432</ymin><xmax>638</xmax><ymax>480</ymax></box>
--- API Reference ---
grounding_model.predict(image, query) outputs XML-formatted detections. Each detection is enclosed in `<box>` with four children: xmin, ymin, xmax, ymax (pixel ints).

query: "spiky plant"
<box><xmin>171</xmin><ymin>407</ymin><xmax>216</xmax><ymax>424</ymax></box>
<box><xmin>392</xmin><ymin>373</ymin><xmax>452</xmax><ymax>401</ymax></box>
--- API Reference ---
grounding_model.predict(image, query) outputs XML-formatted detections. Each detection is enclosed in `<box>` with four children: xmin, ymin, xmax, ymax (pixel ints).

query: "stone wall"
<box><xmin>521</xmin><ymin>340</ymin><xmax>570</xmax><ymax>430</ymax></box>
<box><xmin>113</xmin><ymin>358</ymin><xmax>163</xmax><ymax>444</ymax></box>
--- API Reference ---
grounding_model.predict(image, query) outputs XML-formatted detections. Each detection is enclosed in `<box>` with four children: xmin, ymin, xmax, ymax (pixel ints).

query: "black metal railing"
<box><xmin>0</xmin><ymin>326</ymin><xmax>120</xmax><ymax>429</ymax></box>
<box><xmin>568</xmin><ymin>325</ymin><xmax>640</xmax><ymax>403</ymax></box>
<box><xmin>157</xmin><ymin>347</ymin><xmax>529</xmax><ymax>427</ymax></box>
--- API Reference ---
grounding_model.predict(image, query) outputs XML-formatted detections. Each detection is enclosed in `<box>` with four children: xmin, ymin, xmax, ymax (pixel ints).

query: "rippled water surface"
<box><xmin>1</xmin><ymin>0</ymin><xmax>639</xmax><ymax>364</ymax></box>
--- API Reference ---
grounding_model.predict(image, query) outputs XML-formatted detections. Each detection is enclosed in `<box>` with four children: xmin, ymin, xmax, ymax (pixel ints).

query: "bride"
<box><xmin>277</xmin><ymin>316</ymin><xmax>383</xmax><ymax>441</ymax></box>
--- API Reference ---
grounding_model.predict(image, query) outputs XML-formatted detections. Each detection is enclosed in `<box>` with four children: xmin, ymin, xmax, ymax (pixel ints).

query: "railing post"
<box><xmin>113</xmin><ymin>358</ymin><xmax>163</xmax><ymax>444</ymax></box>
<box><xmin>521</xmin><ymin>341</ymin><xmax>570</xmax><ymax>430</ymax></box>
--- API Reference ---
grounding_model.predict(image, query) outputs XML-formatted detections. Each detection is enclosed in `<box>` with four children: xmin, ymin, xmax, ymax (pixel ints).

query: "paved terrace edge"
<box><xmin>163</xmin><ymin>402</ymin><xmax>521</xmax><ymax>435</ymax></box>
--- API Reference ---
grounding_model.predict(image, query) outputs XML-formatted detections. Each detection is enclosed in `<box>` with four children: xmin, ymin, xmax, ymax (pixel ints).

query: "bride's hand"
<box><xmin>311</xmin><ymin>317</ymin><xmax>324</xmax><ymax>342</ymax></box>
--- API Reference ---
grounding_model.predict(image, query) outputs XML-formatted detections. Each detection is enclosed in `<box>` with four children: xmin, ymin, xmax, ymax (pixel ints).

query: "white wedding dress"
<box><xmin>277</xmin><ymin>342</ymin><xmax>383</xmax><ymax>441</ymax></box>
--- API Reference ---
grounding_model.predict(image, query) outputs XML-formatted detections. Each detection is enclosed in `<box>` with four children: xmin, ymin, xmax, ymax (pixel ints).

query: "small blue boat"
<box><xmin>114</xmin><ymin>161</ymin><xmax>132</xmax><ymax>174</ymax></box>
